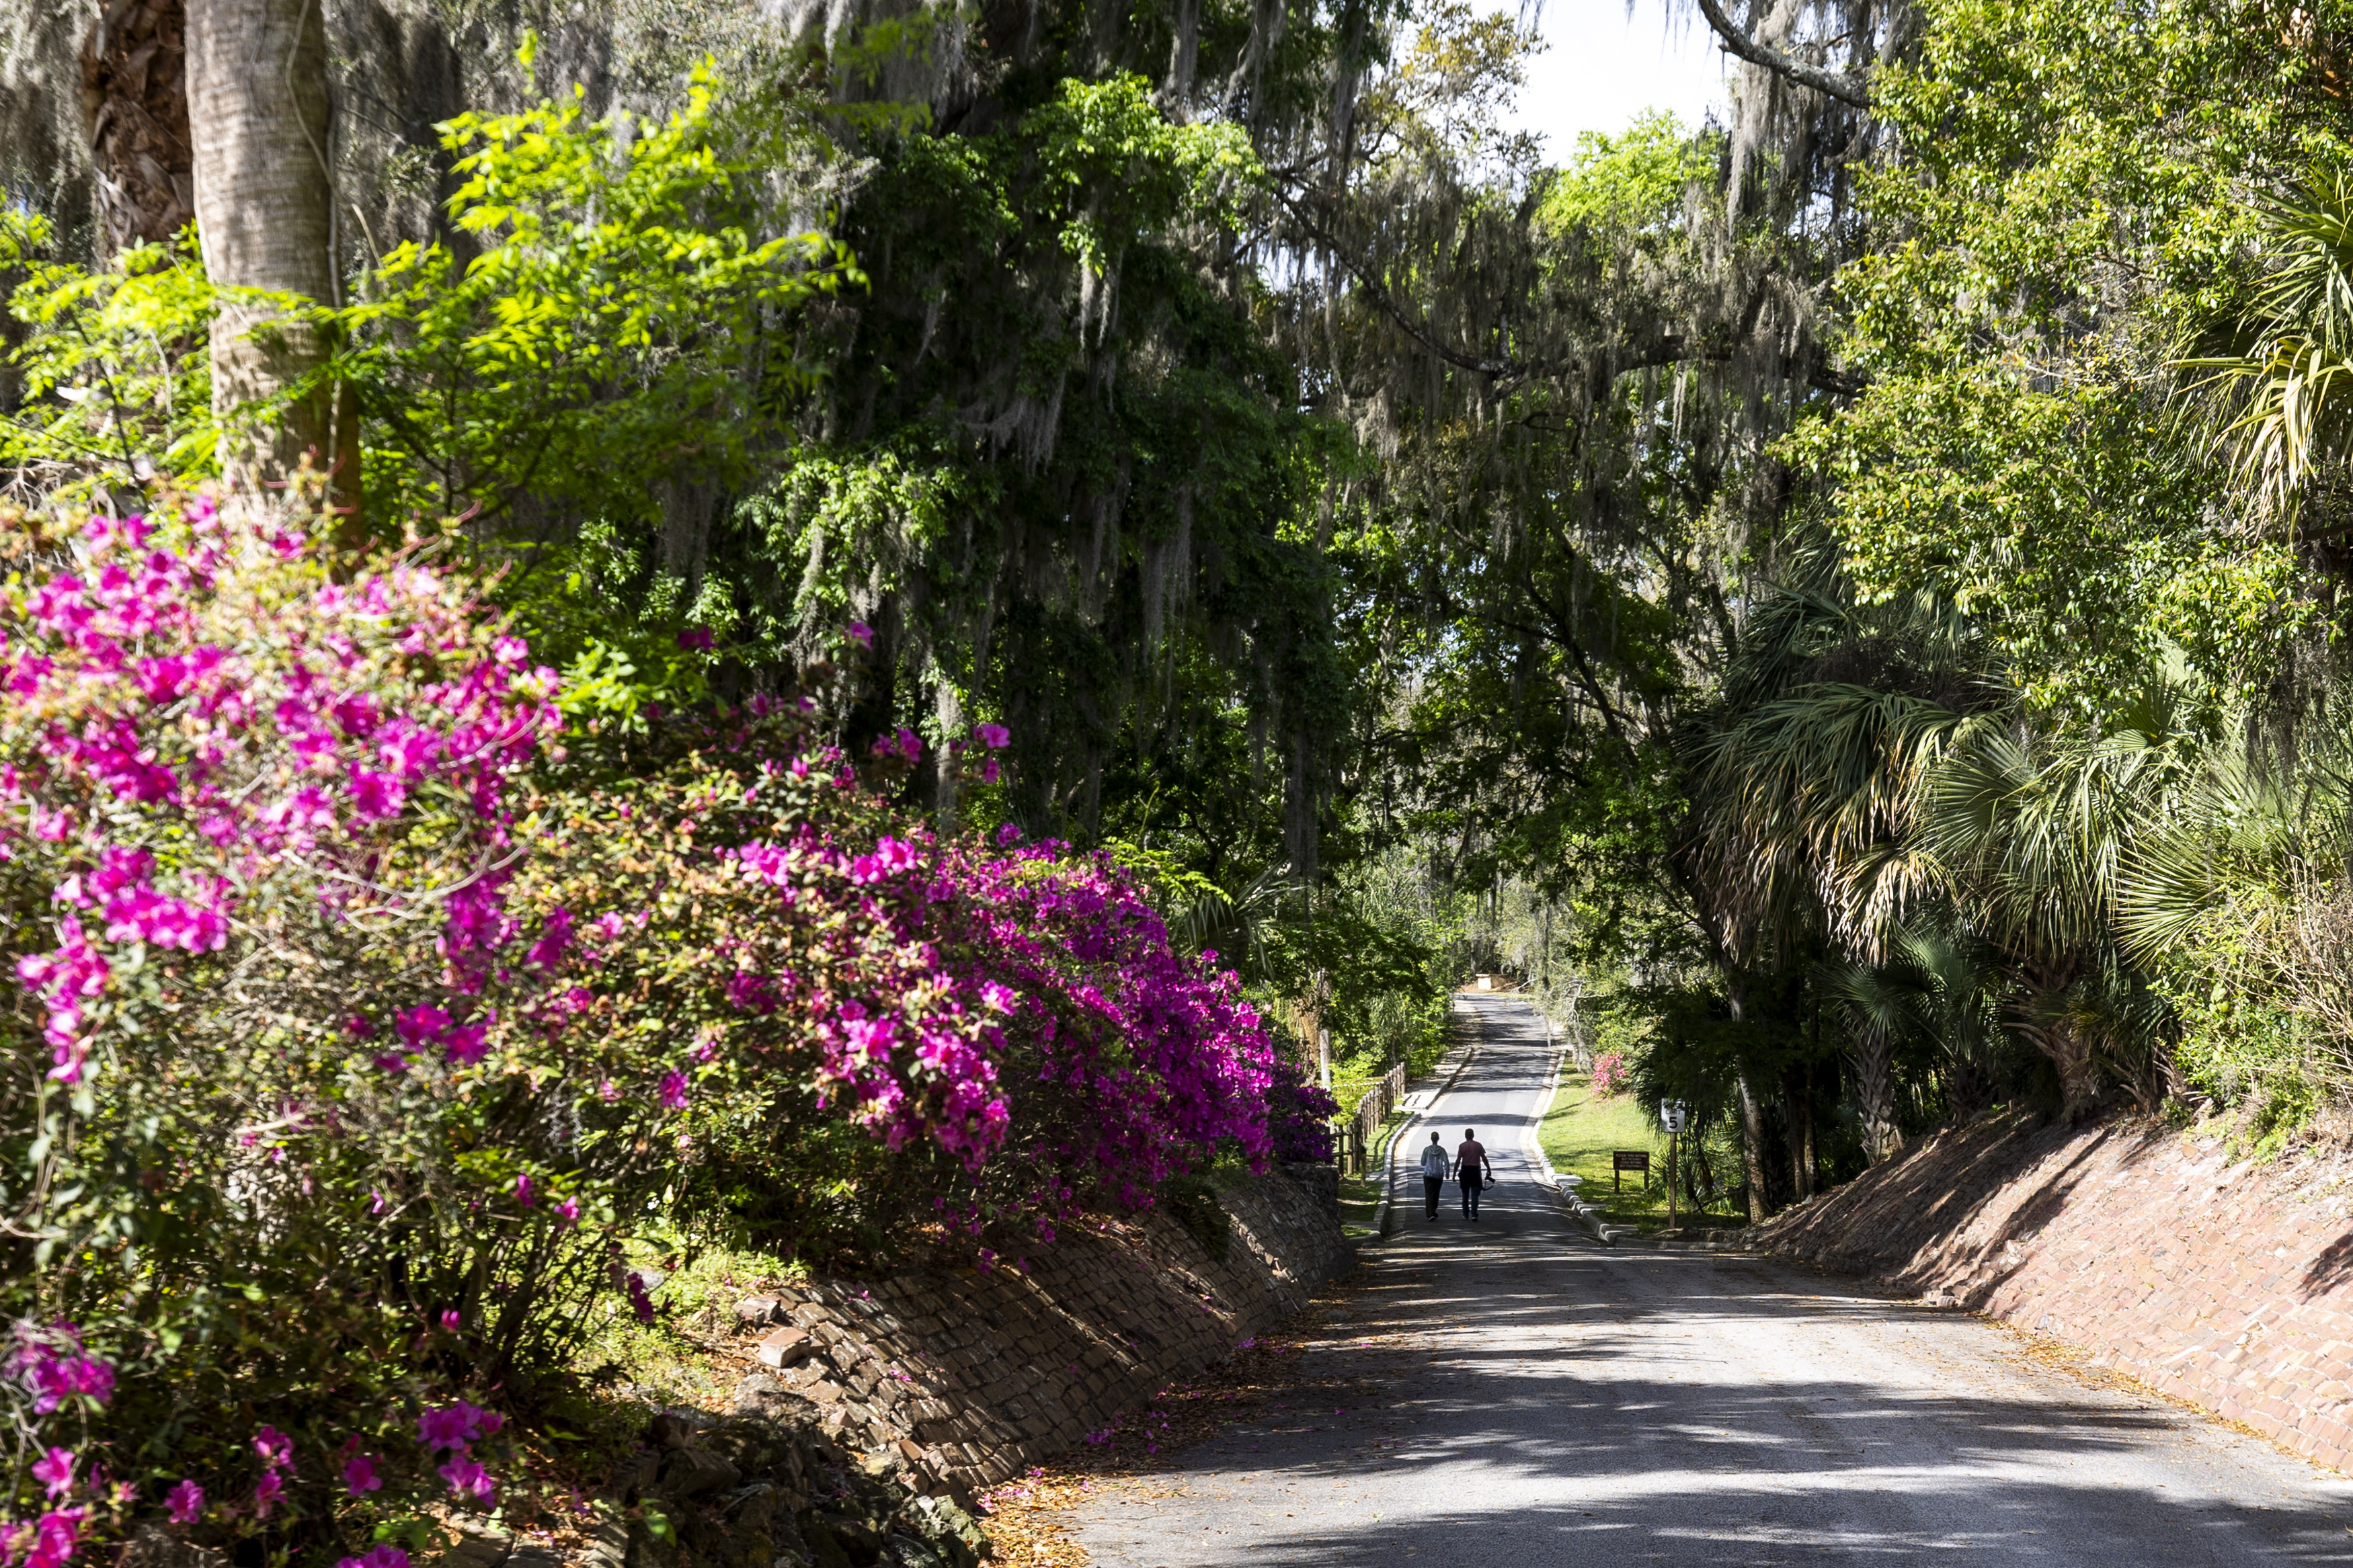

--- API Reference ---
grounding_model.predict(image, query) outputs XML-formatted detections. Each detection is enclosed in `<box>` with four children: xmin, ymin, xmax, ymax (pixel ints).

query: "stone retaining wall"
<box><xmin>1757</xmin><ymin>1111</ymin><xmax>2353</xmax><ymax>1472</ymax></box>
<box><xmin>720</xmin><ymin>1163</ymin><xmax>1347</xmax><ymax>1501</ymax></box>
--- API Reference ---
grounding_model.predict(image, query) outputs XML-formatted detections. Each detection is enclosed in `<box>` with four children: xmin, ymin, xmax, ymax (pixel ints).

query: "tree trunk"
<box><xmin>81</xmin><ymin>0</ymin><xmax>194</xmax><ymax>255</ymax></box>
<box><xmin>2049</xmin><ymin>1027</ymin><xmax>2102</xmax><ymax>1124</ymax></box>
<box><xmin>1736</xmin><ymin>1071</ymin><xmax>1769</xmax><ymax>1223</ymax></box>
<box><xmin>186</xmin><ymin>0</ymin><xmax>356</xmax><ymax>511</ymax></box>
<box><xmin>1789</xmin><ymin>1073</ymin><xmax>1815</xmax><ymax>1200</ymax></box>
<box><xmin>1850</xmin><ymin>1022</ymin><xmax>1901</xmax><ymax>1164</ymax></box>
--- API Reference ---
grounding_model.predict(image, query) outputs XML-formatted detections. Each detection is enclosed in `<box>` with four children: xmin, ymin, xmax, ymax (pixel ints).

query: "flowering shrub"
<box><xmin>1591</xmin><ymin>1051</ymin><xmax>1628</xmax><ymax>1098</ymax></box>
<box><xmin>1264</xmin><ymin>1056</ymin><xmax>1339</xmax><ymax>1162</ymax></box>
<box><xmin>491</xmin><ymin>737</ymin><xmax>1279</xmax><ymax>1257</ymax></box>
<box><xmin>0</xmin><ymin>483</ymin><xmax>1298</xmax><ymax>1563</ymax></box>
<box><xmin>0</xmin><ymin>486</ymin><xmax>564</xmax><ymax>1559</ymax></box>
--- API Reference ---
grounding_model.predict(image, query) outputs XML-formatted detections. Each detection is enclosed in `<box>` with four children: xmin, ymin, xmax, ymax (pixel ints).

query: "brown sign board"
<box><xmin>1613</xmin><ymin>1149</ymin><xmax>1650</xmax><ymax>1191</ymax></box>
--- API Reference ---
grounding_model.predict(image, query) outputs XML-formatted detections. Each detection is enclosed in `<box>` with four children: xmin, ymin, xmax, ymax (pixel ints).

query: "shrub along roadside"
<box><xmin>0</xmin><ymin>484</ymin><xmax>1306</xmax><ymax>1568</ymax></box>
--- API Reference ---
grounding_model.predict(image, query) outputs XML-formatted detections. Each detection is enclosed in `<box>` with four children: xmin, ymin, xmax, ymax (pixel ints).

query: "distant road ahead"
<box><xmin>1072</xmin><ymin>993</ymin><xmax>2353</xmax><ymax>1565</ymax></box>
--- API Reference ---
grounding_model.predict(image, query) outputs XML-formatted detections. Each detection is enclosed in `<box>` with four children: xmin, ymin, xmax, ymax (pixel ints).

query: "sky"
<box><xmin>1503</xmin><ymin>0</ymin><xmax>1732</xmax><ymax>161</ymax></box>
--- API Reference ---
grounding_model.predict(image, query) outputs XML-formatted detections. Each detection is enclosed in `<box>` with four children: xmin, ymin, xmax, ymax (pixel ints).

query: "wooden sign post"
<box><xmin>1612</xmin><ymin>1150</ymin><xmax>1649</xmax><ymax>1192</ymax></box>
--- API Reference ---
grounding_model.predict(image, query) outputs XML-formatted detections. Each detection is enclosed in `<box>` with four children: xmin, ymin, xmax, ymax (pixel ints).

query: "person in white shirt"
<box><xmin>1419</xmin><ymin>1130</ymin><xmax>1449</xmax><ymax>1221</ymax></box>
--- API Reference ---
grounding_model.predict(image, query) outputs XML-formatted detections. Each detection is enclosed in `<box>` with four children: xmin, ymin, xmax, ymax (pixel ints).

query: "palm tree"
<box><xmin>1917</xmin><ymin>689</ymin><xmax>2194</xmax><ymax>1120</ymax></box>
<box><xmin>1817</xmin><ymin>956</ymin><xmax>1909</xmax><ymax>1163</ymax></box>
<box><xmin>1681</xmin><ymin>536</ymin><xmax>1977</xmax><ymax>969</ymax></box>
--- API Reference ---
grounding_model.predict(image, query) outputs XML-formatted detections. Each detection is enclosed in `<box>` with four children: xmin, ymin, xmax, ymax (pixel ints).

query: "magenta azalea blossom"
<box><xmin>251</xmin><ymin>1425</ymin><xmax>294</xmax><ymax>1470</ymax></box>
<box><xmin>252</xmin><ymin>1470</ymin><xmax>284</xmax><ymax>1518</ymax></box>
<box><xmin>25</xmin><ymin>1507</ymin><xmax>84</xmax><ymax>1568</ymax></box>
<box><xmin>343</xmin><ymin>1454</ymin><xmax>383</xmax><ymax>1495</ymax></box>
<box><xmin>337</xmin><ymin>1548</ymin><xmax>413</xmax><ymax>1568</ymax></box>
<box><xmin>165</xmin><ymin>1479</ymin><xmax>204</xmax><ymax>1524</ymax></box>
<box><xmin>846</xmin><ymin>620</ymin><xmax>873</xmax><ymax>649</ymax></box>
<box><xmin>417</xmin><ymin>1400</ymin><xmax>501</xmax><ymax>1452</ymax></box>
<box><xmin>32</xmin><ymin>1446</ymin><xmax>75</xmax><ymax>1498</ymax></box>
<box><xmin>438</xmin><ymin>1454</ymin><xmax>496</xmax><ymax>1505</ymax></box>
<box><xmin>659</xmin><ymin>1070</ymin><xmax>690</xmax><ymax>1111</ymax></box>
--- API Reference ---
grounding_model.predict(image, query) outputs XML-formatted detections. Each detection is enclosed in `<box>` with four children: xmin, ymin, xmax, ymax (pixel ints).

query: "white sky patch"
<box><xmin>1505</xmin><ymin>0</ymin><xmax>1733</xmax><ymax>156</ymax></box>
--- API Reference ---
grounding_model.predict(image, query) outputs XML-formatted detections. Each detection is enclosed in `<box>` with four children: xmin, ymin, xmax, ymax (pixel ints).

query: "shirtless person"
<box><xmin>1455</xmin><ymin>1128</ymin><xmax>1491</xmax><ymax>1221</ymax></box>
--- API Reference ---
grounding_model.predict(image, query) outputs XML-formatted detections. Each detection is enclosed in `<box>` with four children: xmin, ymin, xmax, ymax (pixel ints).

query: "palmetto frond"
<box><xmin>1919</xmin><ymin>690</ymin><xmax>2199</xmax><ymax>967</ymax></box>
<box><xmin>2176</xmin><ymin>173</ymin><xmax>2353</xmax><ymax>525</ymax></box>
<box><xmin>1685</xmin><ymin>536</ymin><xmax>1982</xmax><ymax>965</ymax></box>
<box><xmin>1171</xmin><ymin>863</ymin><xmax>1299</xmax><ymax>983</ymax></box>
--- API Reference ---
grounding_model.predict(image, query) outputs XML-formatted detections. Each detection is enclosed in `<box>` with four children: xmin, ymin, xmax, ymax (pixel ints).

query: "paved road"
<box><xmin>1070</xmin><ymin>993</ymin><xmax>2353</xmax><ymax>1565</ymax></box>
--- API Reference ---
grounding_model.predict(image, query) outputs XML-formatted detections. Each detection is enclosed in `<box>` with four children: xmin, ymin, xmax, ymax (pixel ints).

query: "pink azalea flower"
<box><xmin>165</xmin><ymin>1479</ymin><xmax>204</xmax><ymax>1524</ymax></box>
<box><xmin>343</xmin><ymin>1454</ymin><xmax>383</xmax><ymax>1495</ymax></box>
<box><xmin>337</xmin><ymin>1549</ymin><xmax>412</xmax><ymax>1568</ymax></box>
<box><xmin>32</xmin><ymin>1446</ymin><xmax>75</xmax><ymax>1498</ymax></box>
<box><xmin>25</xmin><ymin>1507</ymin><xmax>84</xmax><ymax>1568</ymax></box>
<box><xmin>252</xmin><ymin>1470</ymin><xmax>284</xmax><ymax>1518</ymax></box>
<box><xmin>417</xmin><ymin>1400</ymin><xmax>500</xmax><ymax>1452</ymax></box>
<box><xmin>440</xmin><ymin>1020</ymin><xmax>489</xmax><ymax>1067</ymax></box>
<box><xmin>659</xmin><ymin>1071</ymin><xmax>690</xmax><ymax>1112</ymax></box>
<box><xmin>438</xmin><ymin>1455</ymin><xmax>495</xmax><ymax>1505</ymax></box>
<box><xmin>846</xmin><ymin>621</ymin><xmax>874</xmax><ymax>649</ymax></box>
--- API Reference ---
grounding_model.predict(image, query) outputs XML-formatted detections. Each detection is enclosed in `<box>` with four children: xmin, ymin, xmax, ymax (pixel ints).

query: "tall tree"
<box><xmin>79</xmin><ymin>0</ymin><xmax>194</xmax><ymax>255</ymax></box>
<box><xmin>185</xmin><ymin>0</ymin><xmax>351</xmax><ymax>505</ymax></box>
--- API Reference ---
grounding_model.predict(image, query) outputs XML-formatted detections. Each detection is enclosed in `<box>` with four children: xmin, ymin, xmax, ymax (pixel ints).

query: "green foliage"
<box><xmin>0</xmin><ymin>216</ymin><xmax>216</xmax><ymax>489</ymax></box>
<box><xmin>342</xmin><ymin>69</ymin><xmax>858</xmax><ymax>532</ymax></box>
<box><xmin>1536</xmin><ymin>111</ymin><xmax>1715</xmax><ymax>239</ymax></box>
<box><xmin>1025</xmin><ymin>73</ymin><xmax>1263</xmax><ymax>278</ymax></box>
<box><xmin>1785</xmin><ymin>372</ymin><xmax>2271</xmax><ymax>716</ymax></box>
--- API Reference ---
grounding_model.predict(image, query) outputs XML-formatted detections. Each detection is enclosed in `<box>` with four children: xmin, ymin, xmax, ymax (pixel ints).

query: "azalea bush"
<box><xmin>0</xmin><ymin>484</ymin><xmax>575</xmax><ymax>1559</ymax></box>
<box><xmin>1590</xmin><ymin>1052</ymin><xmax>1628</xmax><ymax>1098</ymax></box>
<box><xmin>0</xmin><ymin>483</ymin><xmax>1293</xmax><ymax>1564</ymax></box>
<box><xmin>493</xmin><ymin>731</ymin><xmax>1281</xmax><ymax>1266</ymax></box>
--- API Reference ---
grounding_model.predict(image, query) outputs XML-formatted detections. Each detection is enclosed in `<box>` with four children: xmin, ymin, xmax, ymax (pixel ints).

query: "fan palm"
<box><xmin>1817</xmin><ymin>955</ymin><xmax>1911</xmax><ymax>1163</ymax></box>
<box><xmin>1918</xmin><ymin>688</ymin><xmax>2195</xmax><ymax>1119</ymax></box>
<box><xmin>2176</xmin><ymin>173</ymin><xmax>2353</xmax><ymax>526</ymax></box>
<box><xmin>1682</xmin><ymin>536</ymin><xmax>1979</xmax><ymax>966</ymax></box>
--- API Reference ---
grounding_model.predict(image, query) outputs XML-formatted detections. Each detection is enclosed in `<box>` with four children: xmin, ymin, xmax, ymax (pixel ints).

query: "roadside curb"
<box><xmin>1521</xmin><ymin>1033</ymin><xmax>1616</xmax><ymax>1246</ymax></box>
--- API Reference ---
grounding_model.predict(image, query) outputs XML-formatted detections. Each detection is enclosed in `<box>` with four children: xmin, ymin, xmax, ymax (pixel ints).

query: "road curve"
<box><xmin>1069</xmin><ymin>993</ymin><xmax>2353</xmax><ymax>1565</ymax></box>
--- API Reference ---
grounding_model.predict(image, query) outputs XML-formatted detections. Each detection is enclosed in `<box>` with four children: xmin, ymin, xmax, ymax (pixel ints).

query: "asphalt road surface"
<box><xmin>1068</xmin><ymin>993</ymin><xmax>2353</xmax><ymax>1565</ymax></box>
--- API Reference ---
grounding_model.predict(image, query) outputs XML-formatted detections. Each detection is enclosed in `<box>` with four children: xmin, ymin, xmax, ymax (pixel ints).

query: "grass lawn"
<box><xmin>1537</xmin><ymin>1073</ymin><xmax>1747</xmax><ymax>1231</ymax></box>
<box><xmin>1337</xmin><ymin>1108</ymin><xmax>1412</xmax><ymax>1237</ymax></box>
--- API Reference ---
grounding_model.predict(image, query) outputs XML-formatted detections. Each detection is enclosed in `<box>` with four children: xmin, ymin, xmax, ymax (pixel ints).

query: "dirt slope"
<box><xmin>1757</xmin><ymin>1110</ymin><xmax>2353</xmax><ymax>1471</ymax></box>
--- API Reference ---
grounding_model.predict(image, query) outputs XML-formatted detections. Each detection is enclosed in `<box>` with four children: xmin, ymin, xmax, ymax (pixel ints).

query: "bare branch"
<box><xmin>1693</xmin><ymin>0</ymin><xmax>1871</xmax><ymax>108</ymax></box>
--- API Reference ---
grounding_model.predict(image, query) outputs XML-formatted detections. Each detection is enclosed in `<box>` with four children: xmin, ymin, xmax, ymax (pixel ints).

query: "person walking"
<box><xmin>1419</xmin><ymin>1130</ymin><xmax>1449</xmax><ymax>1221</ymax></box>
<box><xmin>1455</xmin><ymin>1128</ymin><xmax>1491</xmax><ymax>1221</ymax></box>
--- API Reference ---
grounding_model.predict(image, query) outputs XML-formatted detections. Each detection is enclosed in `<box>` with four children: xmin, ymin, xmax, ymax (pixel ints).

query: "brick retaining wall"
<box><xmin>1757</xmin><ymin>1112</ymin><xmax>2353</xmax><ymax>1471</ymax></box>
<box><xmin>719</xmin><ymin>1163</ymin><xmax>1347</xmax><ymax>1499</ymax></box>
